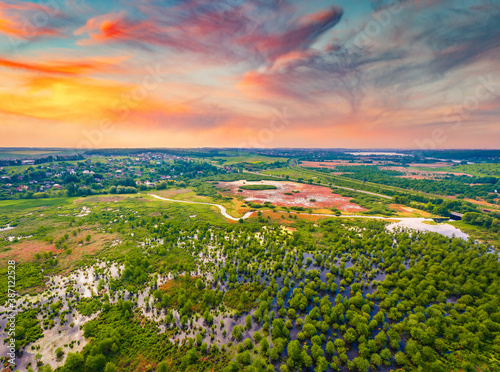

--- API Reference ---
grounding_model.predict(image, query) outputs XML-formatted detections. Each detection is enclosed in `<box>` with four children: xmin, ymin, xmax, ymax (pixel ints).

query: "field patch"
<box><xmin>217</xmin><ymin>180</ymin><xmax>366</xmax><ymax>212</ymax></box>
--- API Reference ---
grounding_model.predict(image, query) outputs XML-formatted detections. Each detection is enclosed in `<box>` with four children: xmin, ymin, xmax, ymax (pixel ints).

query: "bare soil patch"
<box><xmin>217</xmin><ymin>180</ymin><xmax>366</xmax><ymax>212</ymax></box>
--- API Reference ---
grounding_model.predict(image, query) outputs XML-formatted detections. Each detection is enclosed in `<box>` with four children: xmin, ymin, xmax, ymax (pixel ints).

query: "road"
<box><xmin>148</xmin><ymin>194</ymin><xmax>468</xmax><ymax>239</ymax></box>
<box><xmin>149</xmin><ymin>194</ymin><xmax>255</xmax><ymax>221</ymax></box>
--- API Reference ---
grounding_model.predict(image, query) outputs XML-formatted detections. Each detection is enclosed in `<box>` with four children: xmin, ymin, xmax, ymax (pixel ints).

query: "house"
<box><xmin>52</xmin><ymin>184</ymin><xmax>62</xmax><ymax>190</ymax></box>
<box><xmin>16</xmin><ymin>185</ymin><xmax>28</xmax><ymax>192</ymax></box>
<box><xmin>21</xmin><ymin>160</ymin><xmax>35</xmax><ymax>165</ymax></box>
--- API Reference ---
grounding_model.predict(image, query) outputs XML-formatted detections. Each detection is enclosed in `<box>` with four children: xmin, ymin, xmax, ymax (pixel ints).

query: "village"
<box><xmin>0</xmin><ymin>153</ymin><xmax>232</xmax><ymax>200</ymax></box>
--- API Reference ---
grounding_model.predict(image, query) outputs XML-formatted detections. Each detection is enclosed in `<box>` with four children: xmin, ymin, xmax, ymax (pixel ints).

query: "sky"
<box><xmin>0</xmin><ymin>0</ymin><xmax>499</xmax><ymax>149</ymax></box>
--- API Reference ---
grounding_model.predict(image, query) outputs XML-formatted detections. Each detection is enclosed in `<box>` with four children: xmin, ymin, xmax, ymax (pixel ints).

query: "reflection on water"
<box><xmin>386</xmin><ymin>218</ymin><xmax>469</xmax><ymax>239</ymax></box>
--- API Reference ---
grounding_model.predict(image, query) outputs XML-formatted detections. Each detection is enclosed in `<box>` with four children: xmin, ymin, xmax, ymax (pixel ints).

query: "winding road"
<box><xmin>148</xmin><ymin>193</ymin><xmax>469</xmax><ymax>239</ymax></box>
<box><xmin>149</xmin><ymin>194</ymin><xmax>255</xmax><ymax>221</ymax></box>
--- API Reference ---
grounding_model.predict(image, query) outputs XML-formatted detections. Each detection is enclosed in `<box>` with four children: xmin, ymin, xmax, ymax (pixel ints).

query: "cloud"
<box><xmin>241</xmin><ymin>1</ymin><xmax>500</xmax><ymax>112</ymax></box>
<box><xmin>0</xmin><ymin>0</ymin><xmax>70</xmax><ymax>44</ymax></box>
<box><xmin>240</xmin><ymin>45</ymin><xmax>404</xmax><ymax>113</ymax></box>
<box><xmin>0</xmin><ymin>75</ymin><xmax>185</xmax><ymax>123</ymax></box>
<box><xmin>0</xmin><ymin>55</ymin><xmax>127</xmax><ymax>75</ymax></box>
<box><xmin>74</xmin><ymin>2</ymin><xmax>343</xmax><ymax>64</ymax></box>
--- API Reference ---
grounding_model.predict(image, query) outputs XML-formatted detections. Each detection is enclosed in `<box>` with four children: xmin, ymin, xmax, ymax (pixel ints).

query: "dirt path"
<box><xmin>149</xmin><ymin>194</ymin><xmax>255</xmax><ymax>221</ymax></box>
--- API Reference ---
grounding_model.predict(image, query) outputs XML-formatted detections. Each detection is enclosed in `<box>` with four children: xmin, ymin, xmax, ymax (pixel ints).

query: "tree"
<box><xmin>240</xmin><ymin>291</ymin><xmax>249</xmax><ymax>303</ymax></box>
<box><xmin>232</xmin><ymin>325</ymin><xmax>244</xmax><ymax>341</ymax></box>
<box><xmin>380</xmin><ymin>348</ymin><xmax>392</xmax><ymax>362</ymax></box>
<box><xmin>311</xmin><ymin>343</ymin><xmax>323</xmax><ymax>362</ymax></box>
<box><xmin>395</xmin><ymin>351</ymin><xmax>406</xmax><ymax>366</ymax></box>
<box><xmin>326</xmin><ymin>341</ymin><xmax>335</xmax><ymax>356</ymax></box>
<box><xmin>303</xmin><ymin>323</ymin><xmax>318</xmax><ymax>338</ymax></box>
<box><xmin>246</xmin><ymin>314</ymin><xmax>252</xmax><ymax>330</ymax></box>
<box><xmin>235</xmin><ymin>351</ymin><xmax>252</xmax><ymax>365</ymax></box>
<box><xmin>244</xmin><ymin>338</ymin><xmax>253</xmax><ymax>350</ymax></box>
<box><xmin>85</xmin><ymin>354</ymin><xmax>106</xmax><ymax>371</ymax></box>
<box><xmin>260</xmin><ymin>338</ymin><xmax>270</xmax><ymax>355</ymax></box>
<box><xmin>315</xmin><ymin>357</ymin><xmax>328</xmax><ymax>372</ymax></box>
<box><xmin>196</xmin><ymin>333</ymin><xmax>203</xmax><ymax>345</ymax></box>
<box><xmin>287</xmin><ymin>340</ymin><xmax>302</xmax><ymax>368</ymax></box>
<box><xmin>64</xmin><ymin>353</ymin><xmax>84</xmax><ymax>371</ymax></box>
<box><xmin>55</xmin><ymin>347</ymin><xmax>64</xmax><ymax>359</ymax></box>
<box><xmin>345</xmin><ymin>328</ymin><xmax>357</xmax><ymax>344</ymax></box>
<box><xmin>104</xmin><ymin>363</ymin><xmax>118</xmax><ymax>372</ymax></box>
<box><xmin>270</xmin><ymin>346</ymin><xmax>280</xmax><ymax>361</ymax></box>
<box><xmin>353</xmin><ymin>357</ymin><xmax>370</xmax><ymax>372</ymax></box>
<box><xmin>196</xmin><ymin>278</ymin><xmax>205</xmax><ymax>290</ymax></box>
<box><xmin>370</xmin><ymin>353</ymin><xmax>382</xmax><ymax>367</ymax></box>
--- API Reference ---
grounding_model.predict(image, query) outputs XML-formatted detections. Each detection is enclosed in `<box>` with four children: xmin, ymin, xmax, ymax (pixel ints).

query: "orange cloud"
<box><xmin>74</xmin><ymin>12</ymin><xmax>151</xmax><ymax>45</ymax></box>
<box><xmin>0</xmin><ymin>56</ymin><xmax>127</xmax><ymax>75</ymax></box>
<box><xmin>0</xmin><ymin>76</ymin><xmax>187</xmax><ymax>124</ymax></box>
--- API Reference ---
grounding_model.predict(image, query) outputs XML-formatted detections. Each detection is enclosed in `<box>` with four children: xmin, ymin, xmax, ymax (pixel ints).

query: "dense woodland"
<box><xmin>5</xmin><ymin>213</ymin><xmax>499</xmax><ymax>372</ymax></box>
<box><xmin>321</xmin><ymin>166</ymin><xmax>499</xmax><ymax>201</ymax></box>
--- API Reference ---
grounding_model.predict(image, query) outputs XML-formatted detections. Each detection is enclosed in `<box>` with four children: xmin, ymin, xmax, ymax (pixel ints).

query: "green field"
<box><xmin>0</xmin><ymin>149</ymin><xmax>74</xmax><ymax>159</ymax></box>
<box><xmin>212</xmin><ymin>151</ymin><xmax>288</xmax><ymax>166</ymax></box>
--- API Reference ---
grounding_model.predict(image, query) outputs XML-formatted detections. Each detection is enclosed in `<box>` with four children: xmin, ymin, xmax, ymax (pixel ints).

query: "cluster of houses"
<box><xmin>0</xmin><ymin>153</ymin><xmax>194</xmax><ymax>196</ymax></box>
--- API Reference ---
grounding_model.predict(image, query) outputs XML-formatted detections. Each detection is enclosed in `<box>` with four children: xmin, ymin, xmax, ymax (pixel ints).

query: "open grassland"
<box><xmin>0</xmin><ymin>150</ymin><xmax>67</xmax><ymax>159</ymax></box>
<box><xmin>148</xmin><ymin>188</ymin><xmax>250</xmax><ymax>219</ymax></box>
<box><xmin>450</xmin><ymin>221</ymin><xmax>500</xmax><ymax>247</ymax></box>
<box><xmin>388</xmin><ymin>204</ymin><xmax>434</xmax><ymax>218</ymax></box>
<box><xmin>210</xmin><ymin>151</ymin><xmax>288</xmax><ymax>166</ymax></box>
